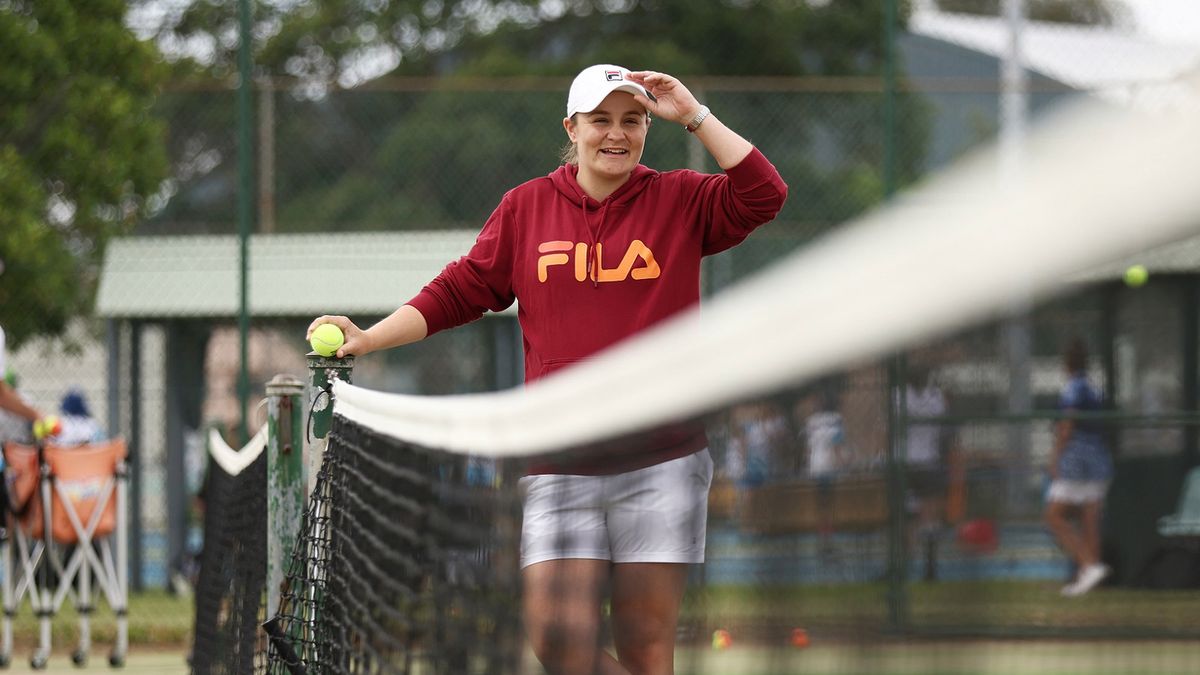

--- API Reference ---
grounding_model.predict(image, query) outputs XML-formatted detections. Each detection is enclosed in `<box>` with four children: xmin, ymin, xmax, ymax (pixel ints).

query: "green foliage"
<box><xmin>145</xmin><ymin>0</ymin><xmax>907</xmax><ymax>80</ymax></box>
<box><xmin>144</xmin><ymin>0</ymin><xmax>931</xmax><ymax>246</ymax></box>
<box><xmin>936</xmin><ymin>0</ymin><xmax>1127</xmax><ymax>26</ymax></box>
<box><xmin>0</xmin><ymin>0</ymin><xmax>168</xmax><ymax>347</ymax></box>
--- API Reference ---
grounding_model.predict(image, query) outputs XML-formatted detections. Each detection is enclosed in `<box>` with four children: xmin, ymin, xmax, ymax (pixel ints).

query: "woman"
<box><xmin>1045</xmin><ymin>339</ymin><xmax>1113</xmax><ymax>597</ymax></box>
<box><xmin>309</xmin><ymin>64</ymin><xmax>787</xmax><ymax>674</ymax></box>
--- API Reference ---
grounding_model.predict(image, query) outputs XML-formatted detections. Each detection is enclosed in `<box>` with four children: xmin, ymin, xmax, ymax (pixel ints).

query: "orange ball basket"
<box><xmin>4</xmin><ymin>439</ymin><xmax>127</xmax><ymax>543</ymax></box>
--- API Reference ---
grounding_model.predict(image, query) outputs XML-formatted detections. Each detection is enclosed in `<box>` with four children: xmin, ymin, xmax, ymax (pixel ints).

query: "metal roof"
<box><xmin>1071</xmin><ymin>235</ymin><xmax>1200</xmax><ymax>283</ymax></box>
<box><xmin>910</xmin><ymin>2</ymin><xmax>1200</xmax><ymax>113</ymax></box>
<box><xmin>94</xmin><ymin>231</ymin><xmax>501</xmax><ymax>319</ymax></box>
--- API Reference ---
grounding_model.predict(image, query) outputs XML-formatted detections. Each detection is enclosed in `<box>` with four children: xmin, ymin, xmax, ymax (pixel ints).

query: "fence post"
<box><xmin>265</xmin><ymin>375</ymin><xmax>305</xmax><ymax>617</ymax></box>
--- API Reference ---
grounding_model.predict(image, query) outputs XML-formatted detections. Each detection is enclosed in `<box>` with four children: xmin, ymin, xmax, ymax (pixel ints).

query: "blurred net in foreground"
<box><xmin>192</xmin><ymin>428</ymin><xmax>269</xmax><ymax>675</ymax></box>
<box><xmin>265</xmin><ymin>85</ymin><xmax>1200</xmax><ymax>674</ymax></box>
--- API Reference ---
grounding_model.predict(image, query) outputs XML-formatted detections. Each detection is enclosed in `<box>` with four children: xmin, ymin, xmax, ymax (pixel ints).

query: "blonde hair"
<box><xmin>560</xmin><ymin>141</ymin><xmax>579</xmax><ymax>166</ymax></box>
<box><xmin>561</xmin><ymin>114</ymin><xmax>579</xmax><ymax>165</ymax></box>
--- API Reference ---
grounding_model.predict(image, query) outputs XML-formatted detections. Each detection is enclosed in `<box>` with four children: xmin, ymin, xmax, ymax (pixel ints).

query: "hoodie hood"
<box><xmin>549</xmin><ymin>162</ymin><xmax>658</xmax><ymax>209</ymax></box>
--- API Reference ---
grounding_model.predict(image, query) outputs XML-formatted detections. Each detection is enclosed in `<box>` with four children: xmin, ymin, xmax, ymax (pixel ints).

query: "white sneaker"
<box><xmin>1061</xmin><ymin>564</ymin><xmax>1110</xmax><ymax>597</ymax></box>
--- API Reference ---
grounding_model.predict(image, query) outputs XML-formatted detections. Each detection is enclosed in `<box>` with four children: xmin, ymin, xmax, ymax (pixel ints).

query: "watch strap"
<box><xmin>685</xmin><ymin>105</ymin><xmax>711</xmax><ymax>133</ymax></box>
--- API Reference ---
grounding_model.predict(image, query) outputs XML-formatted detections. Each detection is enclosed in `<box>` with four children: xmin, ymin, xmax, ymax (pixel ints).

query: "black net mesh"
<box><xmin>261</xmin><ymin>323</ymin><xmax>1200</xmax><ymax>673</ymax></box>
<box><xmin>192</xmin><ymin>450</ymin><xmax>268</xmax><ymax>675</ymax></box>
<box><xmin>265</xmin><ymin>417</ymin><xmax>523</xmax><ymax>674</ymax></box>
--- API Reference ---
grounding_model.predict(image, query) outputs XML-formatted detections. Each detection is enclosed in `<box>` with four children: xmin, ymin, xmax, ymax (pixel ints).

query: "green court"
<box><xmin>4</xmin><ymin>641</ymin><xmax>1197</xmax><ymax>675</ymax></box>
<box><xmin>670</xmin><ymin>641</ymin><xmax>1200</xmax><ymax>675</ymax></box>
<box><xmin>0</xmin><ymin>650</ymin><xmax>188</xmax><ymax>674</ymax></box>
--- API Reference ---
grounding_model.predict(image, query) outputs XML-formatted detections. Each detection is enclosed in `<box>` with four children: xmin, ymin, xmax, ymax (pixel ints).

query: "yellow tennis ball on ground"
<box><xmin>310</xmin><ymin>323</ymin><xmax>345</xmax><ymax>357</ymax></box>
<box><xmin>1124</xmin><ymin>264</ymin><xmax>1148</xmax><ymax>288</ymax></box>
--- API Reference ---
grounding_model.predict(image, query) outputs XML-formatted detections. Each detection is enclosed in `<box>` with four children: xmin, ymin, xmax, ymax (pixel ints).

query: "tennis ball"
<box><xmin>711</xmin><ymin>629</ymin><xmax>732</xmax><ymax>650</ymax></box>
<box><xmin>1124</xmin><ymin>264</ymin><xmax>1148</xmax><ymax>288</ymax></box>
<box><xmin>34</xmin><ymin>415</ymin><xmax>62</xmax><ymax>441</ymax></box>
<box><xmin>310</xmin><ymin>323</ymin><xmax>345</xmax><ymax>357</ymax></box>
<box><xmin>791</xmin><ymin>628</ymin><xmax>810</xmax><ymax>649</ymax></box>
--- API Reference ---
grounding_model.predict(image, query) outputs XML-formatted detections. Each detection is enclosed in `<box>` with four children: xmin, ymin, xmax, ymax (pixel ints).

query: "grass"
<box><xmin>1</xmin><ymin>648</ymin><xmax>190</xmax><ymax>674</ymax></box>
<box><xmin>5</xmin><ymin>590</ymin><xmax>192</xmax><ymax>650</ymax></box>
<box><xmin>7</xmin><ymin>581</ymin><xmax>1197</xmax><ymax>673</ymax></box>
<box><xmin>670</xmin><ymin>641</ymin><xmax>1200</xmax><ymax>675</ymax></box>
<box><xmin>686</xmin><ymin>580</ymin><xmax>1200</xmax><ymax>638</ymax></box>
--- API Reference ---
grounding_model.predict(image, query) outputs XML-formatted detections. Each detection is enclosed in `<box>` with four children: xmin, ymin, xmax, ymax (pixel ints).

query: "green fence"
<box><xmin>4</xmin><ymin>1</ymin><xmax>1199</xmax><ymax>649</ymax></box>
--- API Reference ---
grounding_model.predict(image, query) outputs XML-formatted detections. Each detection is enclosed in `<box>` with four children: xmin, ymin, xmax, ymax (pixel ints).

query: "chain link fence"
<box><xmin>3</xmin><ymin>0</ymin><xmax>1199</xmax><ymax>654</ymax></box>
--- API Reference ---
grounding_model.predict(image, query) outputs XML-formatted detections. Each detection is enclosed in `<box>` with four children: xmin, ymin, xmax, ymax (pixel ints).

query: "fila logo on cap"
<box><xmin>605</xmin><ymin>70</ymin><xmax>622</xmax><ymax>81</ymax></box>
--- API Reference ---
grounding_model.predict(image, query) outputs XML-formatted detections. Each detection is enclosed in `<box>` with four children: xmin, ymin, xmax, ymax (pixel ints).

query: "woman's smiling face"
<box><xmin>564</xmin><ymin>90</ymin><xmax>650</xmax><ymax>189</ymax></box>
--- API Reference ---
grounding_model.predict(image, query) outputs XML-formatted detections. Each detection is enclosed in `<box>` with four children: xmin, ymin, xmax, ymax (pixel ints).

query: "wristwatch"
<box><xmin>685</xmin><ymin>105</ymin><xmax>711</xmax><ymax>133</ymax></box>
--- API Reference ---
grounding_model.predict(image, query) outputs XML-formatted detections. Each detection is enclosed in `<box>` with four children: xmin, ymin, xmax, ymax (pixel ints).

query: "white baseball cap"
<box><xmin>565</xmin><ymin>64</ymin><xmax>654</xmax><ymax>117</ymax></box>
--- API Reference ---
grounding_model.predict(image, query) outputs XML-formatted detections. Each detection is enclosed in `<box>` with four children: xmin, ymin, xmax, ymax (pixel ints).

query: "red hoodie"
<box><xmin>407</xmin><ymin>147</ymin><xmax>788</xmax><ymax>473</ymax></box>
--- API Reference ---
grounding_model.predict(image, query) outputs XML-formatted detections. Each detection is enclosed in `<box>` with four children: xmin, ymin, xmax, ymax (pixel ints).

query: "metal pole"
<box><xmin>882</xmin><ymin>0</ymin><xmax>898</xmax><ymax>201</ymax></box>
<box><xmin>1184</xmin><ymin>279</ymin><xmax>1200</xmax><ymax>466</ymax></box>
<box><xmin>266</xmin><ymin>375</ymin><xmax>305</xmax><ymax>617</ymax></box>
<box><xmin>128</xmin><ymin>323</ymin><xmax>143</xmax><ymax>591</ymax></box>
<box><xmin>1001</xmin><ymin>0</ymin><xmax>1029</xmax><ymax>177</ymax></box>
<box><xmin>258</xmin><ymin>78</ymin><xmax>276</xmax><ymax>234</ymax></box>
<box><xmin>1001</xmin><ymin>0</ymin><xmax>1032</xmax><ymax>514</ymax></box>
<box><xmin>882</xmin><ymin>0</ymin><xmax>910</xmax><ymax>634</ymax></box>
<box><xmin>105</xmin><ymin>320</ymin><xmax>121</xmax><ymax>448</ymax></box>
<box><xmin>236</xmin><ymin>0</ymin><xmax>255</xmax><ymax>444</ymax></box>
<box><xmin>306</xmin><ymin>354</ymin><xmax>354</xmax><ymax>495</ymax></box>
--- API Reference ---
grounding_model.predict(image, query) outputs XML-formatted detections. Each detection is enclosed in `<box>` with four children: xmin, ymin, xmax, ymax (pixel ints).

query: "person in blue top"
<box><xmin>1044</xmin><ymin>339</ymin><xmax>1113</xmax><ymax>597</ymax></box>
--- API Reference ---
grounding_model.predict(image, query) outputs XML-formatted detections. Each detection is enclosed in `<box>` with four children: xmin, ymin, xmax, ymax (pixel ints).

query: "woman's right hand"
<box><xmin>306</xmin><ymin>315</ymin><xmax>371</xmax><ymax>359</ymax></box>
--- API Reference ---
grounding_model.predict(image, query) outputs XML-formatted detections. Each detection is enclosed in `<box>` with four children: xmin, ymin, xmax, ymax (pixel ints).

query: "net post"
<box><xmin>306</xmin><ymin>354</ymin><xmax>354</xmax><ymax>499</ymax></box>
<box><xmin>306</xmin><ymin>354</ymin><xmax>354</xmax><ymax>441</ymax></box>
<box><xmin>266</xmin><ymin>375</ymin><xmax>306</xmax><ymax>619</ymax></box>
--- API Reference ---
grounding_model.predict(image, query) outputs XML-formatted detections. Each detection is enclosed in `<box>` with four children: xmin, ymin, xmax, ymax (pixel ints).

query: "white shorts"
<box><xmin>1047</xmin><ymin>479</ymin><xmax>1109</xmax><ymax>505</ymax></box>
<box><xmin>518</xmin><ymin>449</ymin><xmax>713</xmax><ymax>568</ymax></box>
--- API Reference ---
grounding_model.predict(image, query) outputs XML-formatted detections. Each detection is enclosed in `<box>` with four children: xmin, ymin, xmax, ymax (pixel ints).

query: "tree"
<box><xmin>142</xmin><ymin>0</ymin><xmax>930</xmax><ymax>252</ymax></box>
<box><xmin>0</xmin><ymin>0</ymin><xmax>168</xmax><ymax>347</ymax></box>
<box><xmin>935</xmin><ymin>0</ymin><xmax>1129</xmax><ymax>26</ymax></box>
<box><xmin>141</xmin><ymin>0</ymin><xmax>908</xmax><ymax>83</ymax></box>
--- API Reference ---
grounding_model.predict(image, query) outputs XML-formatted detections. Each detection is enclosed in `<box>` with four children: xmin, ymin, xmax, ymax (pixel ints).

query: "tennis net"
<box><xmin>193</xmin><ymin>427</ymin><xmax>269</xmax><ymax>675</ymax></box>
<box><xmin>264</xmin><ymin>83</ymin><xmax>1200</xmax><ymax>674</ymax></box>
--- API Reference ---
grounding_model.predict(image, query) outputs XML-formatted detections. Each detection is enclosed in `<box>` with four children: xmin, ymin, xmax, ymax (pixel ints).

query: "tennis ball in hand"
<box><xmin>711</xmin><ymin>629</ymin><xmax>732</xmax><ymax>650</ymax></box>
<box><xmin>1124</xmin><ymin>264</ymin><xmax>1148</xmax><ymax>288</ymax></box>
<box><xmin>310</xmin><ymin>323</ymin><xmax>345</xmax><ymax>357</ymax></box>
<box><xmin>34</xmin><ymin>415</ymin><xmax>62</xmax><ymax>440</ymax></box>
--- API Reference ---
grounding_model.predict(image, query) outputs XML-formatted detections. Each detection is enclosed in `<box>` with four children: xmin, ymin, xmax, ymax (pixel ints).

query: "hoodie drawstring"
<box><xmin>582</xmin><ymin>199</ymin><xmax>613</xmax><ymax>289</ymax></box>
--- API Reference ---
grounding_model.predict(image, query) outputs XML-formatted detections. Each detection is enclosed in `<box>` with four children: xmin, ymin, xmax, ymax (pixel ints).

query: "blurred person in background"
<box><xmin>308</xmin><ymin>64</ymin><xmax>787</xmax><ymax>675</ymax></box>
<box><xmin>0</xmin><ymin>325</ymin><xmax>42</xmax><ymax>435</ymax></box>
<box><xmin>799</xmin><ymin>383</ymin><xmax>846</xmax><ymax>554</ymax></box>
<box><xmin>1045</xmin><ymin>338</ymin><xmax>1113</xmax><ymax>597</ymax></box>
<box><xmin>905</xmin><ymin>361</ymin><xmax>952</xmax><ymax>581</ymax></box>
<box><xmin>0</xmin><ymin>367</ymin><xmax>35</xmax><ymax>447</ymax></box>
<box><xmin>55</xmin><ymin>389</ymin><xmax>106</xmax><ymax>446</ymax></box>
<box><xmin>0</xmin><ymin>325</ymin><xmax>41</xmax><ymax>533</ymax></box>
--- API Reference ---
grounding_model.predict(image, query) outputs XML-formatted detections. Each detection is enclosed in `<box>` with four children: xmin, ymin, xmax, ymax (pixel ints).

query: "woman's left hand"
<box><xmin>627</xmin><ymin>71</ymin><xmax>703</xmax><ymax>127</ymax></box>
